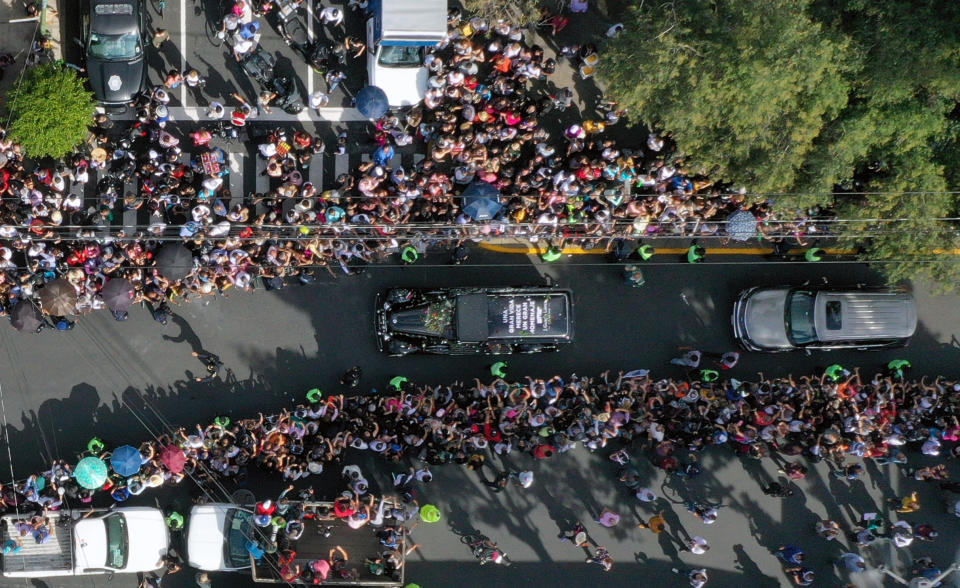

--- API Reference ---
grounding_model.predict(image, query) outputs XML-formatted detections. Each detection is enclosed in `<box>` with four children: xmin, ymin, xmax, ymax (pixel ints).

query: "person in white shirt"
<box><xmin>686</xmin><ymin>536</ymin><xmax>709</xmax><ymax>554</ymax></box>
<box><xmin>319</xmin><ymin>6</ymin><xmax>343</xmax><ymax>26</ymax></box>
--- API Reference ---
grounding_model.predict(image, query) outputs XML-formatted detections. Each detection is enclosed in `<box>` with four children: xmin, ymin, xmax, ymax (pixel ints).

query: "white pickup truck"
<box><xmin>188</xmin><ymin>501</ymin><xmax>404</xmax><ymax>585</ymax></box>
<box><xmin>1</xmin><ymin>507</ymin><xmax>170</xmax><ymax>578</ymax></box>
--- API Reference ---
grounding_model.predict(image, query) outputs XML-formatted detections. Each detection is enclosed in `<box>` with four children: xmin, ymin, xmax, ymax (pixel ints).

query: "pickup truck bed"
<box><xmin>251</xmin><ymin>506</ymin><xmax>404</xmax><ymax>586</ymax></box>
<box><xmin>2</xmin><ymin>512</ymin><xmax>73</xmax><ymax>576</ymax></box>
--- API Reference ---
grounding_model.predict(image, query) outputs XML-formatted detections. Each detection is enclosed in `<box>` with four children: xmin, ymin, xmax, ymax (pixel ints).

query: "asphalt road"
<box><xmin>1</xmin><ymin>253</ymin><xmax>959</xmax><ymax>587</ymax></box>
<box><xmin>62</xmin><ymin>0</ymin><xmax>367</xmax><ymax>109</ymax></box>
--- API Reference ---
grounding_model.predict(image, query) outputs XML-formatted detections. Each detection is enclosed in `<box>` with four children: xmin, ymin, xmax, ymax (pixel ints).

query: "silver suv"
<box><xmin>732</xmin><ymin>286</ymin><xmax>917</xmax><ymax>352</ymax></box>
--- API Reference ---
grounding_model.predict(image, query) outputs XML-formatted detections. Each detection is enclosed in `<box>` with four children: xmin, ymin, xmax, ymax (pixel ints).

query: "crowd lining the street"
<box><xmin>0</xmin><ymin>9</ymin><xmax>838</xmax><ymax>326</ymax></box>
<box><xmin>2</xmin><ymin>364</ymin><xmax>959</xmax><ymax>585</ymax></box>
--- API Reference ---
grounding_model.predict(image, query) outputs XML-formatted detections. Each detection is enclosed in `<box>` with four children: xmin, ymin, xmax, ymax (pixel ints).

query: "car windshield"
<box><xmin>378</xmin><ymin>45</ymin><xmax>422</xmax><ymax>67</ymax></box>
<box><xmin>88</xmin><ymin>32</ymin><xmax>140</xmax><ymax>60</ymax></box>
<box><xmin>225</xmin><ymin>509</ymin><xmax>254</xmax><ymax>568</ymax></box>
<box><xmin>104</xmin><ymin>513</ymin><xmax>128</xmax><ymax>569</ymax></box>
<box><xmin>786</xmin><ymin>290</ymin><xmax>817</xmax><ymax>345</ymax></box>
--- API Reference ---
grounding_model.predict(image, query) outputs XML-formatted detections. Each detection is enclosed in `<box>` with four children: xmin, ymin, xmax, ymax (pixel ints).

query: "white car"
<box><xmin>365</xmin><ymin>17</ymin><xmax>428</xmax><ymax>107</ymax></box>
<box><xmin>187</xmin><ymin>504</ymin><xmax>255</xmax><ymax>572</ymax></box>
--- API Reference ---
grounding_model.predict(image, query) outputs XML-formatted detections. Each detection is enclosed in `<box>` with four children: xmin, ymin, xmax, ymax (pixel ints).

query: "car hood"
<box><xmin>742</xmin><ymin>288</ymin><xmax>792</xmax><ymax>349</ymax></box>
<box><xmin>87</xmin><ymin>56</ymin><xmax>144</xmax><ymax>105</ymax></box>
<box><xmin>120</xmin><ymin>509</ymin><xmax>169</xmax><ymax>573</ymax></box>
<box><xmin>187</xmin><ymin>505</ymin><xmax>229</xmax><ymax>571</ymax></box>
<box><xmin>369</xmin><ymin>64</ymin><xmax>427</xmax><ymax>107</ymax></box>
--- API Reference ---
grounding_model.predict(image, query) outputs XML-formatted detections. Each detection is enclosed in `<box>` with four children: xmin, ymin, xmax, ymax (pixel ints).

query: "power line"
<box><xmin>3</xmin><ymin>256</ymin><xmax>960</xmax><ymax>274</ymax></box>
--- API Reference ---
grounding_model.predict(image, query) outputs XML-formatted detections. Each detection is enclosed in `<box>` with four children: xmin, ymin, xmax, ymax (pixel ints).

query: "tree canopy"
<box><xmin>599</xmin><ymin>0</ymin><xmax>960</xmax><ymax>288</ymax></box>
<box><xmin>5</xmin><ymin>63</ymin><xmax>95</xmax><ymax>160</ymax></box>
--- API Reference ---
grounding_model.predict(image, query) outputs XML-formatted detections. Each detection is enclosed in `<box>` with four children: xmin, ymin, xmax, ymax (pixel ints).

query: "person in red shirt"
<box><xmin>533</xmin><ymin>444</ymin><xmax>556</xmax><ymax>459</ymax></box>
<box><xmin>255</xmin><ymin>499</ymin><xmax>276</xmax><ymax>517</ymax></box>
<box><xmin>333</xmin><ymin>496</ymin><xmax>356</xmax><ymax>518</ymax></box>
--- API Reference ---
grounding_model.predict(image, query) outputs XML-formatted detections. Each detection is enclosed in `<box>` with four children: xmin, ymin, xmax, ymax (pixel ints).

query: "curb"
<box><xmin>477</xmin><ymin>243</ymin><xmax>860</xmax><ymax>256</ymax></box>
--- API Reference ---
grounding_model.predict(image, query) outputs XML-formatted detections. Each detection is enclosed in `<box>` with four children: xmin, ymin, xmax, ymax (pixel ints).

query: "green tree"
<box><xmin>5</xmin><ymin>63</ymin><xmax>95</xmax><ymax>159</ymax></box>
<box><xmin>599</xmin><ymin>0</ymin><xmax>960</xmax><ymax>289</ymax></box>
<box><xmin>599</xmin><ymin>0</ymin><xmax>854</xmax><ymax>197</ymax></box>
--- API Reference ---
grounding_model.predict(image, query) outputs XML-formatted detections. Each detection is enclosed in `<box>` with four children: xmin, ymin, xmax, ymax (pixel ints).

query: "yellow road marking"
<box><xmin>478</xmin><ymin>243</ymin><xmax>859</xmax><ymax>256</ymax></box>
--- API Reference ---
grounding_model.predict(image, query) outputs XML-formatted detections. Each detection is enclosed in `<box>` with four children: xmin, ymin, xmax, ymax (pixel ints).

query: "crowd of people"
<box><xmin>0</xmin><ymin>8</ymin><xmax>840</xmax><ymax>327</ymax></box>
<box><xmin>2</xmin><ymin>363</ymin><xmax>959</xmax><ymax>584</ymax></box>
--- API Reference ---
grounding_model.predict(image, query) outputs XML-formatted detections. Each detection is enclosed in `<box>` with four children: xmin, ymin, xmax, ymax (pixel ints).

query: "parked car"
<box><xmin>364</xmin><ymin>0</ymin><xmax>445</xmax><ymax>107</ymax></box>
<box><xmin>376</xmin><ymin>287</ymin><xmax>574</xmax><ymax>355</ymax></box>
<box><xmin>83</xmin><ymin>0</ymin><xmax>146</xmax><ymax>106</ymax></box>
<box><xmin>732</xmin><ymin>286</ymin><xmax>917</xmax><ymax>352</ymax></box>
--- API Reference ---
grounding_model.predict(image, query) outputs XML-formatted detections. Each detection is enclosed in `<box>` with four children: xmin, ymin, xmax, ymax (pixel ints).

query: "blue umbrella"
<box><xmin>110</xmin><ymin>445</ymin><xmax>142</xmax><ymax>477</ymax></box>
<box><xmin>355</xmin><ymin>86</ymin><xmax>389</xmax><ymax>119</ymax></box>
<box><xmin>725</xmin><ymin>209</ymin><xmax>758</xmax><ymax>241</ymax></box>
<box><xmin>461</xmin><ymin>182</ymin><xmax>503</xmax><ymax>221</ymax></box>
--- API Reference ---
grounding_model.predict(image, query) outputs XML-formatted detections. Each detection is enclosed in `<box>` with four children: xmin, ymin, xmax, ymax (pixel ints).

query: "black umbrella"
<box><xmin>100</xmin><ymin>278</ymin><xmax>135</xmax><ymax>311</ymax></box>
<box><xmin>38</xmin><ymin>279</ymin><xmax>77</xmax><ymax>316</ymax></box>
<box><xmin>461</xmin><ymin>181</ymin><xmax>503</xmax><ymax>221</ymax></box>
<box><xmin>355</xmin><ymin>86</ymin><xmax>389</xmax><ymax>119</ymax></box>
<box><xmin>154</xmin><ymin>245</ymin><xmax>194</xmax><ymax>281</ymax></box>
<box><xmin>10</xmin><ymin>301</ymin><xmax>42</xmax><ymax>332</ymax></box>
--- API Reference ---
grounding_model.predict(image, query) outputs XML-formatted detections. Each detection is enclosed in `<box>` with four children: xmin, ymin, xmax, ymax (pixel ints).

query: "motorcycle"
<box><xmin>276</xmin><ymin>0</ymin><xmax>337</xmax><ymax>73</ymax></box>
<box><xmin>265</xmin><ymin>74</ymin><xmax>304</xmax><ymax>114</ymax></box>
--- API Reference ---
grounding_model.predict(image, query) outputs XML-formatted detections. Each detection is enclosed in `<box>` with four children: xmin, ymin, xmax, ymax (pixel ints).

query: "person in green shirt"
<box><xmin>824</xmin><ymin>364</ymin><xmax>845</xmax><ymax>382</ymax></box>
<box><xmin>542</xmin><ymin>246</ymin><xmax>563</xmax><ymax>262</ymax></box>
<box><xmin>887</xmin><ymin>359</ymin><xmax>911</xmax><ymax>379</ymax></box>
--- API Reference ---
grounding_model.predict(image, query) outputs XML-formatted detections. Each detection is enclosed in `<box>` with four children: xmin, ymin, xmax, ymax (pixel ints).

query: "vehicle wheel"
<box><xmin>518</xmin><ymin>344</ymin><xmax>545</xmax><ymax>354</ymax></box>
<box><xmin>205</xmin><ymin>16</ymin><xmax>224</xmax><ymax>47</ymax></box>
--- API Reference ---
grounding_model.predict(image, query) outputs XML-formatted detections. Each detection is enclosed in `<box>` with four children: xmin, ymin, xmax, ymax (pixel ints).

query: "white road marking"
<box><xmin>180</xmin><ymin>0</ymin><xmax>187</xmax><ymax>105</ymax></box>
<box><xmin>305</xmin><ymin>1</ymin><xmax>315</xmax><ymax>97</ymax></box>
<box><xmin>100</xmin><ymin>106</ymin><xmax>369</xmax><ymax>122</ymax></box>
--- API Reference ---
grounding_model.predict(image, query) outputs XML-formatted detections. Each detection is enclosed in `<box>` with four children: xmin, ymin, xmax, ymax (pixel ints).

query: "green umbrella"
<box><xmin>75</xmin><ymin>456</ymin><xmax>108</xmax><ymax>489</ymax></box>
<box><xmin>420</xmin><ymin>504</ymin><xmax>441</xmax><ymax>523</ymax></box>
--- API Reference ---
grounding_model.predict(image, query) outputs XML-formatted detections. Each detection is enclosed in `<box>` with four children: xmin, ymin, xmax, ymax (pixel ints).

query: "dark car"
<box><xmin>376</xmin><ymin>287</ymin><xmax>574</xmax><ymax>356</ymax></box>
<box><xmin>83</xmin><ymin>0</ymin><xmax>146</xmax><ymax>106</ymax></box>
<box><xmin>732</xmin><ymin>286</ymin><xmax>917</xmax><ymax>352</ymax></box>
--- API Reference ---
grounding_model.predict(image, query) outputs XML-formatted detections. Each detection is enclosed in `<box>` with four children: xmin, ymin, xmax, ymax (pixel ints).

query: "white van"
<box><xmin>365</xmin><ymin>0</ymin><xmax>446</xmax><ymax>107</ymax></box>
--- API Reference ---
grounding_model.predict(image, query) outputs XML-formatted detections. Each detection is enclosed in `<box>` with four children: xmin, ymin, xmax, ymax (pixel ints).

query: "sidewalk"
<box><xmin>0</xmin><ymin>0</ymin><xmax>61</xmax><ymax>99</ymax></box>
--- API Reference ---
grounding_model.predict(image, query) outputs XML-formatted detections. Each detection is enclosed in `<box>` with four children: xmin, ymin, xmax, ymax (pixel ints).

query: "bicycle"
<box><xmin>204</xmin><ymin>1</ymin><xmax>226</xmax><ymax>46</ymax></box>
<box><xmin>460</xmin><ymin>534</ymin><xmax>512</xmax><ymax>566</ymax></box>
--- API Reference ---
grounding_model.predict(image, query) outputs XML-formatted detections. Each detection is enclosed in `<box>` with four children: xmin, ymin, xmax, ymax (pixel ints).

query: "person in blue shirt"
<box><xmin>775</xmin><ymin>545</ymin><xmax>804</xmax><ymax>566</ymax></box>
<box><xmin>246</xmin><ymin>539</ymin><xmax>265</xmax><ymax>561</ymax></box>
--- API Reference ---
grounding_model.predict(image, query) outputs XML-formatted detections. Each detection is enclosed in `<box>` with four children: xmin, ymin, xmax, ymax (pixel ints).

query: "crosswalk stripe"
<box><xmin>98</xmin><ymin>106</ymin><xmax>371</xmax><ymax>122</ymax></box>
